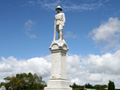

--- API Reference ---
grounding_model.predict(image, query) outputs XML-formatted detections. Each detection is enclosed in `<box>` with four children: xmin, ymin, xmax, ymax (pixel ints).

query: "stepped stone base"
<box><xmin>44</xmin><ymin>79</ymin><xmax>72</xmax><ymax>90</ymax></box>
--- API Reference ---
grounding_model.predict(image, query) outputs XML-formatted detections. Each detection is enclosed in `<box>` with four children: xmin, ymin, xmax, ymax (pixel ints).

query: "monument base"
<box><xmin>44</xmin><ymin>79</ymin><xmax>72</xmax><ymax>90</ymax></box>
<box><xmin>45</xmin><ymin>88</ymin><xmax>72</xmax><ymax>90</ymax></box>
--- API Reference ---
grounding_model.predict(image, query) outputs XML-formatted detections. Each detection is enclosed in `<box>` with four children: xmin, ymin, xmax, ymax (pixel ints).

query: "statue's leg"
<box><xmin>56</xmin><ymin>25</ymin><xmax>60</xmax><ymax>39</ymax></box>
<box><xmin>59</xmin><ymin>30</ymin><xmax>63</xmax><ymax>40</ymax></box>
<box><xmin>59</xmin><ymin>25</ymin><xmax>63</xmax><ymax>40</ymax></box>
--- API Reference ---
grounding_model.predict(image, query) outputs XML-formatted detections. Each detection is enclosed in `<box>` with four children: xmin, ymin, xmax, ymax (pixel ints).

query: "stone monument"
<box><xmin>44</xmin><ymin>6</ymin><xmax>72</xmax><ymax>90</ymax></box>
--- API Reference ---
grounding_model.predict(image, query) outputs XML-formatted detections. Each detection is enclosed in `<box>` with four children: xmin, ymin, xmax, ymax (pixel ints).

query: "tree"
<box><xmin>4</xmin><ymin>72</ymin><xmax>46</xmax><ymax>90</ymax></box>
<box><xmin>85</xmin><ymin>83</ymin><xmax>94</xmax><ymax>89</ymax></box>
<box><xmin>72</xmin><ymin>83</ymin><xmax>78</xmax><ymax>88</ymax></box>
<box><xmin>108</xmin><ymin>80</ymin><xmax>115</xmax><ymax>90</ymax></box>
<box><xmin>71</xmin><ymin>83</ymin><xmax>84</xmax><ymax>90</ymax></box>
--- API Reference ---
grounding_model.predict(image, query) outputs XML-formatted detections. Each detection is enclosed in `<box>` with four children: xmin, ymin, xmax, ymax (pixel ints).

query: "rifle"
<box><xmin>53</xmin><ymin>24</ymin><xmax>56</xmax><ymax>41</ymax></box>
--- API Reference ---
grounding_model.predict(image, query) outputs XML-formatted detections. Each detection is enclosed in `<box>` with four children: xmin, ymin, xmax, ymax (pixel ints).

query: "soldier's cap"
<box><xmin>56</xmin><ymin>6</ymin><xmax>62</xmax><ymax>11</ymax></box>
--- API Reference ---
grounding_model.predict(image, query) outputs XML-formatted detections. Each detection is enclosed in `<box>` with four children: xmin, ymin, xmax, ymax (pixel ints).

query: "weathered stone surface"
<box><xmin>45</xmin><ymin>80</ymin><xmax>72</xmax><ymax>90</ymax></box>
<box><xmin>50</xmin><ymin>40</ymin><xmax>68</xmax><ymax>80</ymax></box>
<box><xmin>49</xmin><ymin>40</ymin><xmax>69</xmax><ymax>51</ymax></box>
<box><xmin>45</xmin><ymin>40</ymin><xmax>72</xmax><ymax>90</ymax></box>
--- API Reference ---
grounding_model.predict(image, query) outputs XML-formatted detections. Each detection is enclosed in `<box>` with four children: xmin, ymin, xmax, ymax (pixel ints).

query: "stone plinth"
<box><xmin>44</xmin><ymin>40</ymin><xmax>72</xmax><ymax>90</ymax></box>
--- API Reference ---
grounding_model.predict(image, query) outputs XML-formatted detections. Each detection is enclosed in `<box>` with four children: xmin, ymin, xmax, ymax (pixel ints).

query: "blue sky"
<box><xmin>1</xmin><ymin>0</ymin><xmax>120</xmax><ymax>59</ymax></box>
<box><xmin>0</xmin><ymin>0</ymin><xmax>120</xmax><ymax>88</ymax></box>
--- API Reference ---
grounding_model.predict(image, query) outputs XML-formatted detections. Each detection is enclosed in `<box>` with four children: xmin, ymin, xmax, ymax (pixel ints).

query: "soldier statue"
<box><xmin>54</xmin><ymin>6</ymin><xmax>65</xmax><ymax>41</ymax></box>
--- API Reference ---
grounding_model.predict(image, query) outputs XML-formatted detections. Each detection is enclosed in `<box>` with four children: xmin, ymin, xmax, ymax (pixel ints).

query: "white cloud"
<box><xmin>66</xmin><ymin>52</ymin><xmax>120</xmax><ymax>87</ymax></box>
<box><xmin>28</xmin><ymin>1</ymin><xmax>35</xmax><ymax>6</ymax></box>
<box><xmin>37</xmin><ymin>0</ymin><xmax>61</xmax><ymax>10</ymax></box>
<box><xmin>64</xmin><ymin>31</ymin><xmax>78</xmax><ymax>39</ymax></box>
<box><xmin>63</xmin><ymin>2</ymin><xmax>103</xmax><ymax>11</ymax></box>
<box><xmin>71</xmin><ymin>77</ymin><xmax>82</xmax><ymax>85</ymax></box>
<box><xmin>0</xmin><ymin>56</ymin><xmax>51</xmax><ymax>82</ymax></box>
<box><xmin>84</xmin><ymin>50</ymin><xmax>120</xmax><ymax>74</ymax></box>
<box><xmin>24</xmin><ymin>20</ymin><xmax>36</xmax><ymax>38</ymax></box>
<box><xmin>88</xmin><ymin>74</ymin><xmax>102</xmax><ymax>82</ymax></box>
<box><xmin>90</xmin><ymin>17</ymin><xmax>120</xmax><ymax>52</ymax></box>
<box><xmin>1</xmin><ymin>51</ymin><xmax>120</xmax><ymax>88</ymax></box>
<box><xmin>25</xmin><ymin>0</ymin><xmax>108</xmax><ymax>11</ymax></box>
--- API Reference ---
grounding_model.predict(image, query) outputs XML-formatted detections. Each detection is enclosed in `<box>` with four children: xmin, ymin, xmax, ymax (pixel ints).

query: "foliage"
<box><xmin>4</xmin><ymin>72</ymin><xmax>46</xmax><ymax>90</ymax></box>
<box><xmin>84</xmin><ymin>83</ymin><xmax>108</xmax><ymax>90</ymax></box>
<box><xmin>71</xmin><ymin>83</ymin><xmax>84</xmax><ymax>90</ymax></box>
<box><xmin>71</xmin><ymin>82</ymin><xmax>108</xmax><ymax>90</ymax></box>
<box><xmin>108</xmin><ymin>80</ymin><xmax>115</xmax><ymax>90</ymax></box>
<box><xmin>73</xmin><ymin>88</ymin><xmax>83</xmax><ymax>90</ymax></box>
<box><xmin>72</xmin><ymin>83</ymin><xmax>79</xmax><ymax>88</ymax></box>
<box><xmin>85</xmin><ymin>83</ymin><xmax>94</xmax><ymax>89</ymax></box>
<box><xmin>94</xmin><ymin>84</ymin><xmax>107</xmax><ymax>90</ymax></box>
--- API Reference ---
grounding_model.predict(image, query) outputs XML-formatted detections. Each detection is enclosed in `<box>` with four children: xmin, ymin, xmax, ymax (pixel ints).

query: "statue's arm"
<box><xmin>63</xmin><ymin>13</ymin><xmax>66</xmax><ymax>25</ymax></box>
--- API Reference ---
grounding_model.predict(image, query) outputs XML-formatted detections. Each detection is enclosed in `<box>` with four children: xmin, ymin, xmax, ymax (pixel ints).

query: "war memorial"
<box><xmin>44</xmin><ymin>6</ymin><xmax>72</xmax><ymax>90</ymax></box>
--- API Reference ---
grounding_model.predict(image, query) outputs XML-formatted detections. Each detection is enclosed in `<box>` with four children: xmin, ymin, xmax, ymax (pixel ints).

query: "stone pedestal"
<box><xmin>44</xmin><ymin>40</ymin><xmax>72</xmax><ymax>90</ymax></box>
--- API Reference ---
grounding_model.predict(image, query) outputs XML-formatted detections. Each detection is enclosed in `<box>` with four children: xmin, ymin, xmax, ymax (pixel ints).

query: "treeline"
<box><xmin>0</xmin><ymin>72</ymin><xmax>46</xmax><ymax>90</ymax></box>
<box><xmin>70</xmin><ymin>83</ymin><xmax>107</xmax><ymax>90</ymax></box>
<box><xmin>0</xmin><ymin>72</ymin><xmax>116</xmax><ymax>90</ymax></box>
<box><xmin>70</xmin><ymin>80</ymin><xmax>116</xmax><ymax>90</ymax></box>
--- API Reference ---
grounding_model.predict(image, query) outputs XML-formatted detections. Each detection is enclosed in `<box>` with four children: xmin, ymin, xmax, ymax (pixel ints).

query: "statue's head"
<box><xmin>56</xmin><ymin>6</ymin><xmax>62</xmax><ymax>12</ymax></box>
